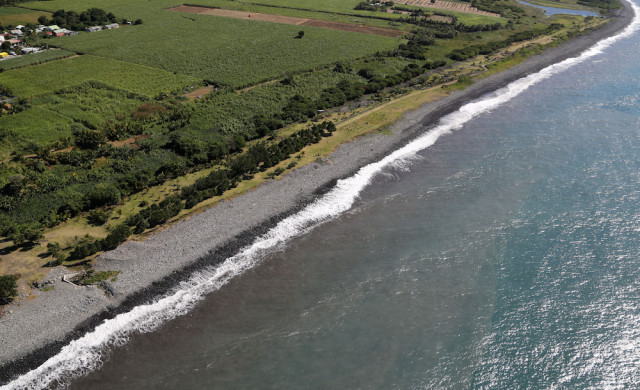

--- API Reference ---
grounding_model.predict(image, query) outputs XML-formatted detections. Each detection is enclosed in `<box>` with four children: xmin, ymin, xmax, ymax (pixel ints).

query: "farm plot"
<box><xmin>0</xmin><ymin>49</ymin><xmax>76</xmax><ymax>71</ymax></box>
<box><xmin>170</xmin><ymin>5</ymin><xmax>405</xmax><ymax>37</ymax></box>
<box><xmin>0</xmin><ymin>107</ymin><xmax>74</xmax><ymax>151</ymax></box>
<box><xmin>50</xmin><ymin>14</ymin><xmax>400</xmax><ymax>88</ymax></box>
<box><xmin>0</xmin><ymin>54</ymin><xmax>200</xmax><ymax>97</ymax></box>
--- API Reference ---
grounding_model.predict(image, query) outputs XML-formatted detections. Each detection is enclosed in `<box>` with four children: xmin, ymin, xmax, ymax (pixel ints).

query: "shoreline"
<box><xmin>0</xmin><ymin>3</ymin><xmax>634</xmax><ymax>384</ymax></box>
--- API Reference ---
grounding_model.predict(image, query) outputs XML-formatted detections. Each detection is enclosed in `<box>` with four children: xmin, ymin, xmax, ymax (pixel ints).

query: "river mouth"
<box><xmin>520</xmin><ymin>0</ymin><xmax>601</xmax><ymax>16</ymax></box>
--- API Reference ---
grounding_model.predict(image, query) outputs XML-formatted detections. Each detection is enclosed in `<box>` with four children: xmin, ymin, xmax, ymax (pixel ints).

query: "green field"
<box><xmin>0</xmin><ymin>49</ymin><xmax>76</xmax><ymax>71</ymax></box>
<box><xmin>50</xmin><ymin>14</ymin><xmax>400</xmax><ymax>88</ymax></box>
<box><xmin>0</xmin><ymin>54</ymin><xmax>200</xmax><ymax>97</ymax></box>
<box><xmin>0</xmin><ymin>82</ymin><xmax>151</xmax><ymax>157</ymax></box>
<box><xmin>0</xmin><ymin>6</ymin><xmax>50</xmax><ymax>26</ymax></box>
<box><xmin>0</xmin><ymin>6</ymin><xmax>36</xmax><ymax>15</ymax></box>
<box><xmin>0</xmin><ymin>106</ymin><xmax>74</xmax><ymax>152</ymax></box>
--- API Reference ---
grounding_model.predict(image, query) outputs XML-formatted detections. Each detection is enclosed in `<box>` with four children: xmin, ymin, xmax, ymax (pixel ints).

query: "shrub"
<box><xmin>86</xmin><ymin>209</ymin><xmax>110</xmax><ymax>226</ymax></box>
<box><xmin>0</xmin><ymin>275</ymin><xmax>18</xmax><ymax>305</ymax></box>
<box><xmin>70</xmin><ymin>236</ymin><xmax>101</xmax><ymax>260</ymax></box>
<box><xmin>102</xmin><ymin>223</ymin><xmax>132</xmax><ymax>250</ymax></box>
<box><xmin>86</xmin><ymin>184</ymin><xmax>121</xmax><ymax>208</ymax></box>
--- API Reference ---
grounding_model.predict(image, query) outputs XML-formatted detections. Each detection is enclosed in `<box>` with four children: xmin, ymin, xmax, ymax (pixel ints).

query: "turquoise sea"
<box><xmin>7</xmin><ymin>2</ymin><xmax>640</xmax><ymax>388</ymax></box>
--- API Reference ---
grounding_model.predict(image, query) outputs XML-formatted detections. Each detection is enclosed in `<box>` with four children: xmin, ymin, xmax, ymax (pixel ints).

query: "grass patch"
<box><xmin>78</xmin><ymin>270</ymin><xmax>120</xmax><ymax>285</ymax></box>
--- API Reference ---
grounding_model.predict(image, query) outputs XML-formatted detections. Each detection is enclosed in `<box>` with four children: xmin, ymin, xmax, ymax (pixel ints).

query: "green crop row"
<box><xmin>0</xmin><ymin>49</ymin><xmax>76</xmax><ymax>72</ymax></box>
<box><xmin>0</xmin><ymin>54</ymin><xmax>200</xmax><ymax>97</ymax></box>
<box><xmin>49</xmin><ymin>12</ymin><xmax>400</xmax><ymax>88</ymax></box>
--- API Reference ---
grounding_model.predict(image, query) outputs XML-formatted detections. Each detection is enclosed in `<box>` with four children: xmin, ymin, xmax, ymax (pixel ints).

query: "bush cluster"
<box><xmin>0</xmin><ymin>275</ymin><xmax>18</xmax><ymax>305</ymax></box>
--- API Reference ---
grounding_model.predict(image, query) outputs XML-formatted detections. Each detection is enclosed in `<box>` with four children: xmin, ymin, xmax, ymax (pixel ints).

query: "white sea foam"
<box><xmin>4</xmin><ymin>4</ymin><xmax>640</xmax><ymax>388</ymax></box>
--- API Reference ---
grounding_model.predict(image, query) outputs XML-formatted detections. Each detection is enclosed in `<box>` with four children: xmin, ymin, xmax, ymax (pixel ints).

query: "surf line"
<box><xmin>6</xmin><ymin>3</ymin><xmax>640</xmax><ymax>388</ymax></box>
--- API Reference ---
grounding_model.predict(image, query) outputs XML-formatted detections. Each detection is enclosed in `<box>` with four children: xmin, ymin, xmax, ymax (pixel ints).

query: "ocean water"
<box><xmin>6</xmin><ymin>3</ymin><xmax>640</xmax><ymax>389</ymax></box>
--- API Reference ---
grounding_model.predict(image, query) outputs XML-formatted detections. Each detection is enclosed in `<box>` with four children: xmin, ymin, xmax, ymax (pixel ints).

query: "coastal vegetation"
<box><xmin>0</xmin><ymin>274</ymin><xmax>18</xmax><ymax>305</ymax></box>
<box><xmin>0</xmin><ymin>0</ymin><xmax>613</xmax><ymax>301</ymax></box>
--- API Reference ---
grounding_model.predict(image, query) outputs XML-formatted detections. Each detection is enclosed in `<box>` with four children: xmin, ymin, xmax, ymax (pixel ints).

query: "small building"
<box><xmin>15</xmin><ymin>25</ymin><xmax>24</xmax><ymax>30</ymax></box>
<box><xmin>21</xmin><ymin>47</ymin><xmax>39</xmax><ymax>54</ymax></box>
<box><xmin>53</xmin><ymin>28</ymin><xmax>73</xmax><ymax>36</ymax></box>
<box><xmin>45</xmin><ymin>25</ymin><xmax>61</xmax><ymax>32</ymax></box>
<box><xmin>0</xmin><ymin>36</ymin><xmax>5</xmax><ymax>42</ymax></box>
<box><xmin>104</xmin><ymin>23</ymin><xmax>119</xmax><ymax>30</ymax></box>
<box><xmin>85</xmin><ymin>26</ymin><xmax>102</xmax><ymax>32</ymax></box>
<box><xmin>7</xmin><ymin>39</ymin><xmax>21</xmax><ymax>44</ymax></box>
<box><xmin>10</xmin><ymin>29</ymin><xmax>23</xmax><ymax>36</ymax></box>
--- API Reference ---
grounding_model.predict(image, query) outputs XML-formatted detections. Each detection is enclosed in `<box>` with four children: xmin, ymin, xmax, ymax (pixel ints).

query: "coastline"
<box><xmin>0</xmin><ymin>2</ymin><xmax>634</xmax><ymax>384</ymax></box>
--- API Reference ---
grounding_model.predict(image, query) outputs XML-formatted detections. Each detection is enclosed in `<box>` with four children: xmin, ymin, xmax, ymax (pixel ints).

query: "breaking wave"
<box><xmin>5</xmin><ymin>4</ymin><xmax>639</xmax><ymax>388</ymax></box>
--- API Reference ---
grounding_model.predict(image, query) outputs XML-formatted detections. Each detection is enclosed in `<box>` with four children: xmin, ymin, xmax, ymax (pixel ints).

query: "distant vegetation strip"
<box><xmin>0</xmin><ymin>54</ymin><xmax>201</xmax><ymax>97</ymax></box>
<box><xmin>0</xmin><ymin>49</ymin><xmax>76</xmax><ymax>72</ymax></box>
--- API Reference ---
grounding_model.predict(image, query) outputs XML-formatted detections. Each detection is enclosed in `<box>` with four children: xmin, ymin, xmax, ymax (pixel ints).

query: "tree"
<box><xmin>0</xmin><ymin>275</ymin><xmax>18</xmax><ymax>305</ymax></box>
<box><xmin>46</xmin><ymin>242</ymin><xmax>66</xmax><ymax>266</ymax></box>
<box><xmin>47</xmin><ymin>242</ymin><xmax>62</xmax><ymax>257</ymax></box>
<box><xmin>7</xmin><ymin>224</ymin><xmax>44</xmax><ymax>246</ymax></box>
<box><xmin>102</xmin><ymin>223</ymin><xmax>131</xmax><ymax>250</ymax></box>
<box><xmin>297</xmin><ymin>30</ymin><xmax>305</xmax><ymax>39</ymax></box>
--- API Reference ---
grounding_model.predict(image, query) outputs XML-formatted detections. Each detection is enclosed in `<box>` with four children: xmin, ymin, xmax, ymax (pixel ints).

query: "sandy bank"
<box><xmin>0</xmin><ymin>2</ymin><xmax>634</xmax><ymax>383</ymax></box>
